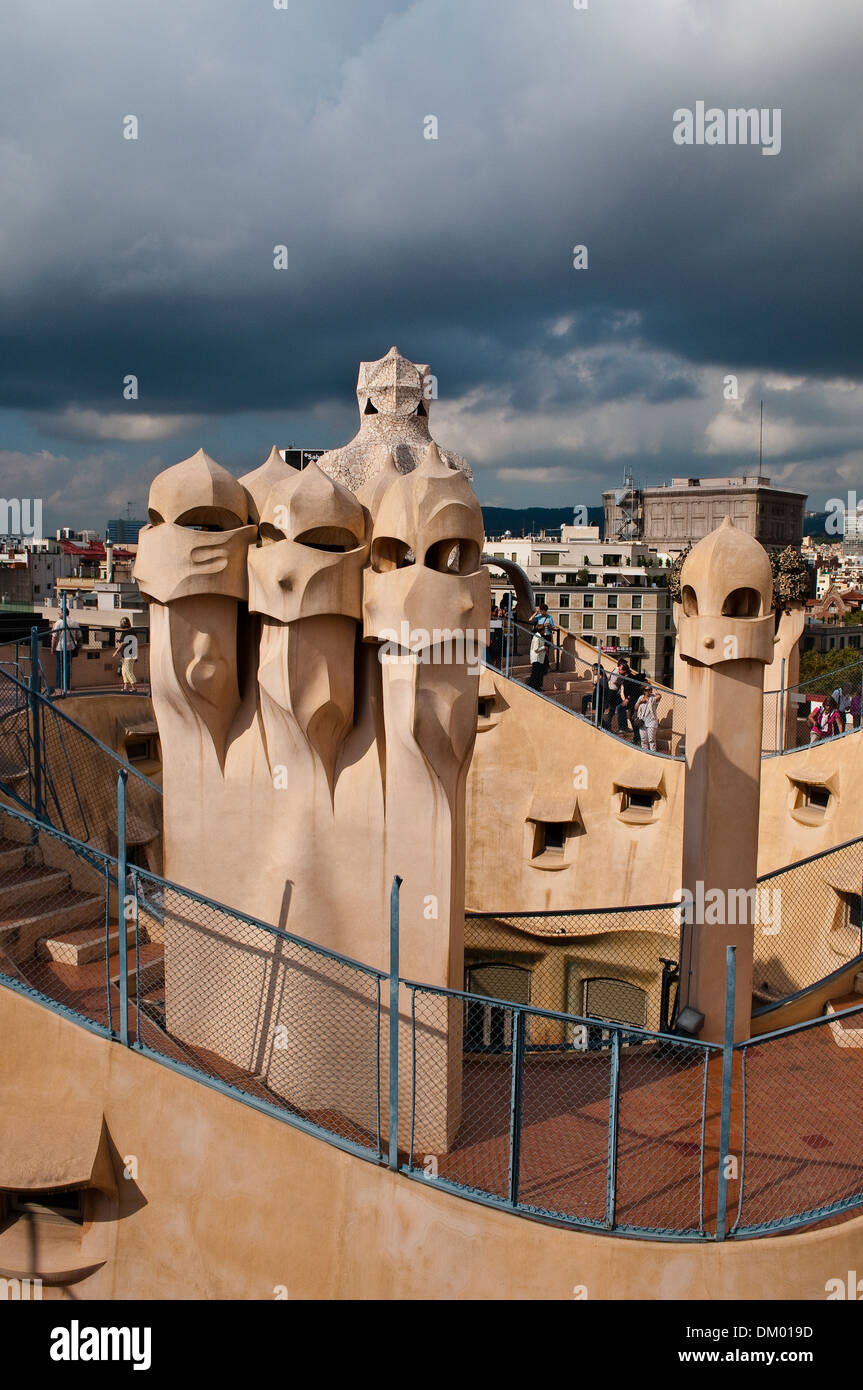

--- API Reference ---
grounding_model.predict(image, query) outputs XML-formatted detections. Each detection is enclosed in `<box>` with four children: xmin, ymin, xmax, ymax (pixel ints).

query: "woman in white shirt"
<box><xmin>634</xmin><ymin>685</ymin><xmax>661</xmax><ymax>751</ymax></box>
<box><xmin>527</xmin><ymin>630</ymin><xmax>546</xmax><ymax>691</ymax></box>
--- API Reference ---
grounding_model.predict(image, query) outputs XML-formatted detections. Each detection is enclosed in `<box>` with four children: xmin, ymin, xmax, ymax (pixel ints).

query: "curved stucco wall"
<box><xmin>1</xmin><ymin>986</ymin><xmax>859</xmax><ymax>1302</ymax></box>
<box><xmin>466</xmin><ymin>670</ymin><xmax>863</xmax><ymax>914</ymax></box>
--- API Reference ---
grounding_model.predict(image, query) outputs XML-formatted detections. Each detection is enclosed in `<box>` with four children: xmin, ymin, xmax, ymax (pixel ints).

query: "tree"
<box><xmin>575</xmin><ymin>568</ymin><xmax>589</xmax><ymax>586</ymax></box>
<box><xmin>799</xmin><ymin>646</ymin><xmax>863</xmax><ymax>686</ymax></box>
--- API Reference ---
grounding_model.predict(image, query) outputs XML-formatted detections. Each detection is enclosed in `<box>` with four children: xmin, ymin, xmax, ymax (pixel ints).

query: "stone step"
<box><xmin>109</xmin><ymin>943</ymin><xmax>164</xmax><ymax>993</ymax></box>
<box><xmin>0</xmin><ymin>867</ymin><xmax>71</xmax><ymax>911</ymax></box>
<box><xmin>37</xmin><ymin>920</ymin><xmax>137</xmax><ymax>966</ymax></box>
<box><xmin>0</xmin><ymin>838</ymin><xmax>41</xmax><ymax>874</ymax></box>
<box><xmin>0</xmin><ymin>894</ymin><xmax>105</xmax><ymax>964</ymax></box>
<box><xmin>825</xmin><ymin>995</ymin><xmax>863</xmax><ymax>1048</ymax></box>
<box><xmin>0</xmin><ymin>761</ymin><xmax>29</xmax><ymax>786</ymax></box>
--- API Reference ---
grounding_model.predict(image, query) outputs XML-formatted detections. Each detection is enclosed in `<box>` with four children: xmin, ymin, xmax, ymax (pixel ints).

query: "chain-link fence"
<box><xmin>465</xmin><ymin>905</ymin><xmax>682</xmax><ymax>1035</ymax></box>
<box><xmin>5</xmin><ymin>786</ymin><xmax>863</xmax><ymax>1241</ymax></box>
<box><xmin>0</xmin><ymin>802</ymin><xmax>117</xmax><ymax>1036</ymax></box>
<box><xmin>0</xmin><ymin>632</ymin><xmax>50</xmax><ymax>690</ymax></box>
<box><xmin>751</xmin><ymin>836</ymin><xmax>863</xmax><ymax>1010</ymax></box>
<box><xmin>486</xmin><ymin>618</ymin><xmax>685</xmax><ymax>757</ymax></box>
<box><xmin>0</xmin><ymin>627</ymin><xmax>151</xmax><ymax>698</ymax></box>
<box><xmin>0</xmin><ymin>667</ymin><xmax>161</xmax><ymax>860</ymax></box>
<box><xmin>128</xmin><ymin>864</ymin><xmax>385</xmax><ymax>1156</ymax></box>
<box><xmin>763</xmin><ymin>657</ymin><xmax>863</xmax><ymax>754</ymax></box>
<box><xmin>0</xmin><ymin>797</ymin><xmax>386</xmax><ymax>1160</ymax></box>
<box><xmin>404</xmin><ymin>981</ymin><xmax>717</xmax><ymax>1237</ymax></box>
<box><xmin>733</xmin><ymin>1001</ymin><xmax>863</xmax><ymax>1236</ymax></box>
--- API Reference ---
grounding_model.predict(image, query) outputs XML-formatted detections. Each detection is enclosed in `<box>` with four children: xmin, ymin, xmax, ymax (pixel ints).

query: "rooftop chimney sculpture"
<box><xmin>676</xmin><ymin>517</ymin><xmax>774</xmax><ymax>1042</ymax></box>
<box><xmin>318</xmin><ymin>345</ymin><xmax>471</xmax><ymax>489</ymax></box>
<box><xmin>133</xmin><ymin>349</ymin><xmax>488</xmax><ymax>1147</ymax></box>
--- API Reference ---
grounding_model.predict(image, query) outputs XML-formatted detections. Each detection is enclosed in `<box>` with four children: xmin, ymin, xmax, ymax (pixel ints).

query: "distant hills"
<box><xmin>483</xmin><ymin>506</ymin><xmax>832</xmax><ymax>543</ymax></box>
<box><xmin>482</xmin><ymin>506</ymin><xmax>604</xmax><ymax>538</ymax></box>
<box><xmin>803</xmin><ymin>513</ymin><xmax>831</xmax><ymax>540</ymax></box>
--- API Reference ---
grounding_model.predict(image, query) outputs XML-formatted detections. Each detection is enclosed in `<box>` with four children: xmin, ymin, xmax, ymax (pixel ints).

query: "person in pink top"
<box><xmin>808</xmin><ymin>695</ymin><xmax>844</xmax><ymax>742</ymax></box>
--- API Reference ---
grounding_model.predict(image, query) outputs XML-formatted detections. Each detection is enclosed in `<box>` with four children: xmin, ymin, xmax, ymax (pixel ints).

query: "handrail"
<box><xmin>4</xmin><ymin>798</ymin><xmax>863</xmax><ymax>1243</ymax></box>
<box><xmin>765</xmin><ymin>654</ymin><xmax>863</xmax><ymax>699</ymax></box>
<box><xmin>485</xmin><ymin>624</ymin><xmax>686</xmax><ymax>759</ymax></box>
<box><xmin>0</xmin><ymin>795</ymin><xmax>116</xmax><ymax>870</ymax></box>
<box><xmin>481</xmin><ymin>658</ymin><xmax>684</xmax><ymax>759</ymax></box>
<box><xmin>130</xmin><ymin>860</ymin><xmax>388</xmax><ymax>981</ymax></box>
<box><xmin>0</xmin><ymin>665</ymin><xmax>161</xmax><ymax>795</ymax></box>
<box><xmin>756</xmin><ymin>830</ymin><xmax>863</xmax><ymax>881</ymax></box>
<box><xmin>399</xmin><ymin>975</ymin><xmax>721</xmax><ymax>1051</ymax></box>
<box><xmin>506</xmin><ymin>617</ymin><xmax>681</xmax><ymax>701</ymax></box>
<box><xmin>467</xmin><ymin>898</ymin><xmax>682</xmax><ymax>920</ymax></box>
<box><xmin>751</xmin><ymin>952</ymin><xmax>863</xmax><ymax>1019</ymax></box>
<box><xmin>739</xmin><ymin>994</ymin><xmax>863</xmax><ymax>1049</ymax></box>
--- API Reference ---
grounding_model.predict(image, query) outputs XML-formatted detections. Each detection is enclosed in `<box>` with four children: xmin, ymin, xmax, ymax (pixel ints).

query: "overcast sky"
<box><xmin>1</xmin><ymin>0</ymin><xmax>861</xmax><ymax>531</ymax></box>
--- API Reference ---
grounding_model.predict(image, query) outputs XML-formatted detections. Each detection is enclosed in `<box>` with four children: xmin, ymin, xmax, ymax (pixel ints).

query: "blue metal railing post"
<box><xmin>28</xmin><ymin>627</ymin><xmax>43</xmax><ymax>819</ymax></box>
<box><xmin>715</xmin><ymin>944</ymin><xmax>737</xmax><ymax>1240</ymax></box>
<box><xmin>117</xmin><ymin>770</ymin><xmax>130</xmax><ymax>1047</ymax></box>
<box><xmin>61</xmin><ymin>591</ymin><xmax>69</xmax><ymax>696</ymax></box>
<box><xmin>594</xmin><ymin>642</ymin><xmax>603</xmax><ymax>727</ymax></box>
<box><xmin>388</xmin><ymin>874</ymin><xmax>402</xmax><ymax>1171</ymax></box>
<box><xmin>507</xmin><ymin>1007</ymin><xmax>525</xmax><ymax>1206</ymax></box>
<box><xmin>606</xmin><ymin>1027</ymin><xmax>621</xmax><ymax>1227</ymax></box>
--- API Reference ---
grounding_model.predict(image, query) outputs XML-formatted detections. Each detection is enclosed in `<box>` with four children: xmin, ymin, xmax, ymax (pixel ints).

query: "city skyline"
<box><xmin>1</xmin><ymin>0</ymin><xmax>861</xmax><ymax>531</ymax></box>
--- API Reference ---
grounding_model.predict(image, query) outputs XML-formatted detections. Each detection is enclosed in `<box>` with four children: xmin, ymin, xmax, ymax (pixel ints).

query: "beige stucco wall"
<box><xmin>466</xmin><ymin>667</ymin><xmax>863</xmax><ymax>917</ymax></box>
<box><xmin>2</xmin><ymin>985</ymin><xmax>861</xmax><ymax>1301</ymax></box>
<box><xmin>466</xmin><ymin>669</ymin><xmax>685</xmax><ymax>913</ymax></box>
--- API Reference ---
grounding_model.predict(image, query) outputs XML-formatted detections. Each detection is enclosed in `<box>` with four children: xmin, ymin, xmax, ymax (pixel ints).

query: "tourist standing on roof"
<box><xmin>50</xmin><ymin>610</ymin><xmax>82</xmax><ymax>697</ymax></box>
<box><xmin>527</xmin><ymin>627</ymin><xmax>546</xmax><ymax>691</ymax></box>
<box><xmin>582</xmin><ymin>663</ymin><xmax>607</xmax><ymax>720</ymax></box>
<box><xmin>634</xmin><ymin>684</ymin><xmax>660</xmax><ymax>752</ymax></box>
<box><xmin>113</xmin><ymin>617</ymin><xmax>138</xmax><ymax>693</ymax></box>
<box><xmin>619</xmin><ymin>662</ymin><xmax>644</xmax><ymax>737</ymax></box>
<box><xmin>809</xmin><ymin>695</ymin><xmax>844</xmax><ymax>742</ymax></box>
<box><xmin>531</xmin><ymin>603</ymin><xmax>555</xmax><ymax>675</ymax></box>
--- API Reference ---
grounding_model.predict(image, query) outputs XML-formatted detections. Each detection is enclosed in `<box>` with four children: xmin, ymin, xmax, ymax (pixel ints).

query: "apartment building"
<box><xmin>0</xmin><ymin>536</ymin><xmax>74</xmax><ymax>608</ymax></box>
<box><xmin>603</xmin><ymin>475</ymin><xmax>806</xmax><ymax>556</ymax></box>
<box><xmin>485</xmin><ymin>525</ymin><xmax>674</xmax><ymax>682</ymax></box>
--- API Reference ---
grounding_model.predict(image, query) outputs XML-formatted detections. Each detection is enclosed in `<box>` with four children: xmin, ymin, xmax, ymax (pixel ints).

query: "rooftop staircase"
<box><xmin>0</xmin><ymin>833</ymin><xmax>164</xmax><ymax>1027</ymax></box>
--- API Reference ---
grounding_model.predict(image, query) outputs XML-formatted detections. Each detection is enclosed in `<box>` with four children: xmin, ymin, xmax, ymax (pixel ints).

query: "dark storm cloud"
<box><xmin>1</xmin><ymin>0</ymin><xmax>862</xmax><ymax>517</ymax></box>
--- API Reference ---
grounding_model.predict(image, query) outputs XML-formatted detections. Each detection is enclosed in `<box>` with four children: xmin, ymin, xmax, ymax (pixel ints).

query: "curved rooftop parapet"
<box><xmin>2</xmin><ymin>797</ymin><xmax>863</xmax><ymax>1247</ymax></box>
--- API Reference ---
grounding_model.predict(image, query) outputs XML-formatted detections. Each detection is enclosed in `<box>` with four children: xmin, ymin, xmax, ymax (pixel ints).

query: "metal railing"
<box><xmin>465</xmin><ymin>902</ymin><xmax>683</xmax><ymax>1034</ymax></box>
<box><xmin>733</xmin><ymin>1000</ymin><xmax>863</xmax><ymax>1236</ymax></box>
<box><xmin>763</xmin><ymin>656</ymin><xmax>863</xmax><ymax>755</ymax></box>
<box><xmin>0</xmin><ymin>662</ymin><xmax>161</xmax><ymax>855</ymax></box>
<box><xmin>0</xmin><ymin>624</ymin><xmax>150</xmax><ymax>700</ymax></box>
<box><xmin>750</xmin><ymin>835</ymin><xmax>863</xmax><ymax>1007</ymax></box>
<box><xmin>2</xmin><ymin>789</ymin><xmax>862</xmax><ymax>1241</ymax></box>
<box><xmin>402</xmin><ymin>976</ymin><xmax>717</xmax><ymax>1237</ymax></box>
<box><xmin>486</xmin><ymin>618</ymin><xmax>686</xmax><ymax>758</ymax></box>
<box><xmin>0</xmin><ymin>796</ymin><xmax>385</xmax><ymax>1162</ymax></box>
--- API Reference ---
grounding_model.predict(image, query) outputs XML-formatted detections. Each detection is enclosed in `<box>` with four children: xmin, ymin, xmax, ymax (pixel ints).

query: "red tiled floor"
<box><xmin>6</xmin><ymin>950</ymin><xmax>863</xmax><ymax>1235</ymax></box>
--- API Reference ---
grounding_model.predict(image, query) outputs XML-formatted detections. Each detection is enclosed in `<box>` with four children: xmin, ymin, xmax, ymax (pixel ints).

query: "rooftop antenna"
<box><xmin>759</xmin><ymin>400</ymin><xmax>763</xmax><ymax>472</ymax></box>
